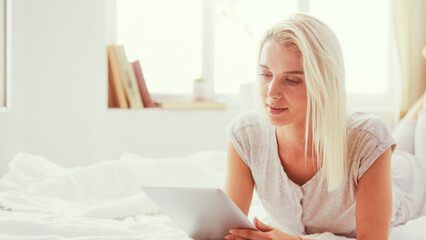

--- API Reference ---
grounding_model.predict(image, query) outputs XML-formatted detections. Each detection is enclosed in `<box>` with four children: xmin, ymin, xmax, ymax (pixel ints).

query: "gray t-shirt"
<box><xmin>228</xmin><ymin>110</ymin><xmax>397</xmax><ymax>238</ymax></box>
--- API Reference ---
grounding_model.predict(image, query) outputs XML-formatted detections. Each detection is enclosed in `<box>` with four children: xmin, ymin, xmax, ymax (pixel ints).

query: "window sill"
<box><xmin>105</xmin><ymin>105</ymin><xmax>243</xmax><ymax>118</ymax></box>
<box><xmin>108</xmin><ymin>93</ymin><xmax>241</xmax><ymax>111</ymax></box>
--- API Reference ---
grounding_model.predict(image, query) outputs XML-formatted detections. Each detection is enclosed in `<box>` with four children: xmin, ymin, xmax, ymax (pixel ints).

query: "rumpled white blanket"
<box><xmin>0</xmin><ymin>151</ymin><xmax>226</xmax><ymax>218</ymax></box>
<box><xmin>0</xmin><ymin>152</ymin><xmax>424</xmax><ymax>239</ymax></box>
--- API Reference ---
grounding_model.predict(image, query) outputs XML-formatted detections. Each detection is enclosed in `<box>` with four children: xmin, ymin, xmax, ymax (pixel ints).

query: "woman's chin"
<box><xmin>266</xmin><ymin>114</ymin><xmax>290</xmax><ymax>126</ymax></box>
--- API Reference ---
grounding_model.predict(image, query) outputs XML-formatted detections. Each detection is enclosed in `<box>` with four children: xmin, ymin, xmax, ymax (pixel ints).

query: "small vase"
<box><xmin>193</xmin><ymin>81</ymin><xmax>211</xmax><ymax>101</ymax></box>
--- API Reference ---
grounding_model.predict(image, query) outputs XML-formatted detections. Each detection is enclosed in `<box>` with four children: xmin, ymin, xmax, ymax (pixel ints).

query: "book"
<box><xmin>115</xmin><ymin>45</ymin><xmax>144</xmax><ymax>109</ymax></box>
<box><xmin>108</xmin><ymin>72</ymin><xmax>115</xmax><ymax>108</ymax></box>
<box><xmin>160</xmin><ymin>101</ymin><xmax>227</xmax><ymax>110</ymax></box>
<box><xmin>132</xmin><ymin>60</ymin><xmax>156</xmax><ymax>108</ymax></box>
<box><xmin>107</xmin><ymin>45</ymin><xmax>129</xmax><ymax>108</ymax></box>
<box><xmin>108</xmin><ymin>45</ymin><xmax>144</xmax><ymax>109</ymax></box>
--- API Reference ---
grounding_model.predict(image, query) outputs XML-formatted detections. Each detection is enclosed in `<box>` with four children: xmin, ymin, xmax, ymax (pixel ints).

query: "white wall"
<box><xmin>0</xmin><ymin>0</ymin><xmax>398</xmax><ymax>177</ymax></box>
<box><xmin>0</xmin><ymin>0</ymin><xmax>239</xmax><ymax>177</ymax></box>
<box><xmin>21</xmin><ymin>0</ymin><xmax>106</xmax><ymax>168</ymax></box>
<box><xmin>0</xmin><ymin>0</ymin><xmax>24</xmax><ymax>177</ymax></box>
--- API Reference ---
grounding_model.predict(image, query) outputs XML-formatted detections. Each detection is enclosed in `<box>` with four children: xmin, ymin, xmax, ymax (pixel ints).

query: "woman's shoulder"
<box><xmin>346</xmin><ymin>111</ymin><xmax>396</xmax><ymax>182</ymax></box>
<box><xmin>227</xmin><ymin>110</ymin><xmax>273</xmax><ymax>166</ymax></box>
<box><xmin>347</xmin><ymin>111</ymin><xmax>393</xmax><ymax>141</ymax></box>
<box><xmin>228</xmin><ymin>110</ymin><xmax>265</xmax><ymax>132</ymax></box>
<box><xmin>227</xmin><ymin>110</ymin><xmax>273</xmax><ymax>147</ymax></box>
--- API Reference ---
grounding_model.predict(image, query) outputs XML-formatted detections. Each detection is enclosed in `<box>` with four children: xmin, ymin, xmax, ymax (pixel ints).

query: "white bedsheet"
<box><xmin>0</xmin><ymin>152</ymin><xmax>424</xmax><ymax>240</ymax></box>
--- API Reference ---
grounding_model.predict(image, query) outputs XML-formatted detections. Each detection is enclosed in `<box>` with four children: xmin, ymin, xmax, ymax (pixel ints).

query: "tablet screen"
<box><xmin>141</xmin><ymin>186</ymin><xmax>257</xmax><ymax>239</ymax></box>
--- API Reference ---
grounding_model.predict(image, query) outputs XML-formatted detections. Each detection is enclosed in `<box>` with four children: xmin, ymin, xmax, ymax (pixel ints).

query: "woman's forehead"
<box><xmin>259</xmin><ymin>41</ymin><xmax>303</xmax><ymax>72</ymax></box>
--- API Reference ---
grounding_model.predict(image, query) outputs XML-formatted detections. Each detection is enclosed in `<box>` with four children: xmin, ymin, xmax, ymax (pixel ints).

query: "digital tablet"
<box><xmin>141</xmin><ymin>186</ymin><xmax>257</xmax><ymax>240</ymax></box>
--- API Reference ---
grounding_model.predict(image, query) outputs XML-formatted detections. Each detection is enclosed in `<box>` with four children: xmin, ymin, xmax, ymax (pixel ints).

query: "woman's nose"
<box><xmin>267</xmin><ymin>78</ymin><xmax>282</xmax><ymax>99</ymax></box>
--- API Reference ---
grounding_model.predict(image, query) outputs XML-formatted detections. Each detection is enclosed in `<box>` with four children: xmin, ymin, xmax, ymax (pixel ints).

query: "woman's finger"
<box><xmin>227</xmin><ymin>234</ymin><xmax>245</xmax><ymax>240</ymax></box>
<box><xmin>234</xmin><ymin>236</ymin><xmax>247</xmax><ymax>240</ymax></box>
<box><xmin>230</xmin><ymin>229</ymin><xmax>265</xmax><ymax>240</ymax></box>
<box><xmin>253</xmin><ymin>217</ymin><xmax>274</xmax><ymax>232</ymax></box>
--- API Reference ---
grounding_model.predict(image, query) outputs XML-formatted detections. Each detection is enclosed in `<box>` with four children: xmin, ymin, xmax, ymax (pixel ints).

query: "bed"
<box><xmin>0</xmin><ymin>151</ymin><xmax>425</xmax><ymax>240</ymax></box>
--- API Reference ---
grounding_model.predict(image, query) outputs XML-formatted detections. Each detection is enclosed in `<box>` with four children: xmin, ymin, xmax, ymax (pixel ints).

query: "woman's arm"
<box><xmin>356</xmin><ymin>147</ymin><xmax>393</xmax><ymax>240</ymax></box>
<box><xmin>224</xmin><ymin>141</ymin><xmax>255</xmax><ymax>216</ymax></box>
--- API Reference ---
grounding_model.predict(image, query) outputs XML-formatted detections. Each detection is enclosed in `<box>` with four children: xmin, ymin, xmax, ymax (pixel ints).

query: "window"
<box><xmin>0</xmin><ymin>0</ymin><xmax>5</xmax><ymax>108</ymax></box>
<box><xmin>117</xmin><ymin>0</ymin><xmax>202</xmax><ymax>94</ymax></box>
<box><xmin>214</xmin><ymin>0</ymin><xmax>298</xmax><ymax>93</ymax></box>
<box><xmin>117</xmin><ymin>0</ymin><xmax>298</xmax><ymax>94</ymax></box>
<box><xmin>310</xmin><ymin>0</ymin><xmax>391</xmax><ymax>94</ymax></box>
<box><xmin>117</xmin><ymin>0</ymin><xmax>394</xmax><ymax>105</ymax></box>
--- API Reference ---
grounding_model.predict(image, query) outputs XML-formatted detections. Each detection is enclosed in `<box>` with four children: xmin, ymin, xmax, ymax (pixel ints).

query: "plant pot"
<box><xmin>193</xmin><ymin>81</ymin><xmax>211</xmax><ymax>101</ymax></box>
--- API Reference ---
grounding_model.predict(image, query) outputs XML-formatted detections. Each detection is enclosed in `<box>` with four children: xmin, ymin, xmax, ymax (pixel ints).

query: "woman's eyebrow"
<box><xmin>259</xmin><ymin>65</ymin><xmax>304</xmax><ymax>75</ymax></box>
<box><xmin>284</xmin><ymin>71</ymin><xmax>304</xmax><ymax>75</ymax></box>
<box><xmin>259</xmin><ymin>64</ymin><xmax>305</xmax><ymax>75</ymax></box>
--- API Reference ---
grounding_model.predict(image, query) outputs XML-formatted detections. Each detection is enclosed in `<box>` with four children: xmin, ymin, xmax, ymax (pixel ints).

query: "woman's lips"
<box><xmin>267</xmin><ymin>105</ymin><xmax>288</xmax><ymax>114</ymax></box>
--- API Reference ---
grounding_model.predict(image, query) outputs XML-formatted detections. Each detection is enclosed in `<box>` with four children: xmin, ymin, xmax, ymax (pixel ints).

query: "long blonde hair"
<box><xmin>259</xmin><ymin>13</ymin><xmax>348</xmax><ymax>191</ymax></box>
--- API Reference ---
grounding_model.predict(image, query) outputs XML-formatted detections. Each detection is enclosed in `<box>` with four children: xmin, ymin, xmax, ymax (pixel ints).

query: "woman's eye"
<box><xmin>286</xmin><ymin>78</ymin><xmax>300</xmax><ymax>84</ymax></box>
<box><xmin>259</xmin><ymin>73</ymin><xmax>272</xmax><ymax>77</ymax></box>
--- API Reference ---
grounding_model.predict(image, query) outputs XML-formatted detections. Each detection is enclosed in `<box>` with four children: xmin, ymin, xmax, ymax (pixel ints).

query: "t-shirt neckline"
<box><xmin>272</xmin><ymin>126</ymin><xmax>321</xmax><ymax>190</ymax></box>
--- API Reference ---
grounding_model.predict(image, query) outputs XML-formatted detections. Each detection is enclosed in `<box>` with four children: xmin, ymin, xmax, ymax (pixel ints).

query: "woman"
<box><xmin>224</xmin><ymin>13</ymin><xmax>426</xmax><ymax>240</ymax></box>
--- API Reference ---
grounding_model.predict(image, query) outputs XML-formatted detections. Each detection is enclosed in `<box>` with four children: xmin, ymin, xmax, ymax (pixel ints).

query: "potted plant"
<box><xmin>193</xmin><ymin>77</ymin><xmax>211</xmax><ymax>101</ymax></box>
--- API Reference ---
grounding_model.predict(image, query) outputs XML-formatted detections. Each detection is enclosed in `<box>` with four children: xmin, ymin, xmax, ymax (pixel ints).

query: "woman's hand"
<box><xmin>225</xmin><ymin>217</ymin><xmax>301</xmax><ymax>240</ymax></box>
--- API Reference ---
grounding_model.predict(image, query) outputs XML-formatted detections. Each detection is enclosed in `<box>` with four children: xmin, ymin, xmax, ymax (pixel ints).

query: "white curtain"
<box><xmin>393</xmin><ymin>0</ymin><xmax>426</xmax><ymax>119</ymax></box>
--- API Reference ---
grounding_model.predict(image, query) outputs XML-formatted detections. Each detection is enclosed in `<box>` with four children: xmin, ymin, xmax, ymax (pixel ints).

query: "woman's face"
<box><xmin>259</xmin><ymin>40</ymin><xmax>307</xmax><ymax>126</ymax></box>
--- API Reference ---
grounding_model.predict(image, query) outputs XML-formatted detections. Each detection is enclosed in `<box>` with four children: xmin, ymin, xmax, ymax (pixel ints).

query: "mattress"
<box><xmin>0</xmin><ymin>152</ymin><xmax>424</xmax><ymax>239</ymax></box>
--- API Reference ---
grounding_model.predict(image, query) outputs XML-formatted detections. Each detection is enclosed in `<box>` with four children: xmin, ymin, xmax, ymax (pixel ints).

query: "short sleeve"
<box><xmin>226</xmin><ymin>111</ymin><xmax>260</xmax><ymax>168</ymax></box>
<box><xmin>353</xmin><ymin>115</ymin><xmax>396</xmax><ymax>182</ymax></box>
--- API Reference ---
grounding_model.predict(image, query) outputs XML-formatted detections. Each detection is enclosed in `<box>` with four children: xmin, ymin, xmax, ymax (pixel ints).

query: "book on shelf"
<box><xmin>107</xmin><ymin>46</ymin><xmax>129</xmax><ymax>108</ymax></box>
<box><xmin>108</xmin><ymin>72</ymin><xmax>116</xmax><ymax>108</ymax></box>
<box><xmin>108</xmin><ymin>44</ymin><xmax>144</xmax><ymax>109</ymax></box>
<box><xmin>160</xmin><ymin>101</ymin><xmax>227</xmax><ymax>110</ymax></box>
<box><xmin>132</xmin><ymin>60</ymin><xmax>156</xmax><ymax>108</ymax></box>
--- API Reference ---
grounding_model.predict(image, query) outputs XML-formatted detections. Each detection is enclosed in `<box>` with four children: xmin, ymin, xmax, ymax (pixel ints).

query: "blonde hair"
<box><xmin>259</xmin><ymin>13</ymin><xmax>348</xmax><ymax>191</ymax></box>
